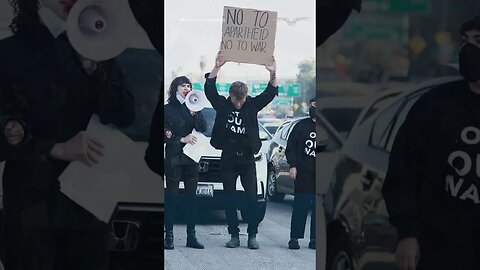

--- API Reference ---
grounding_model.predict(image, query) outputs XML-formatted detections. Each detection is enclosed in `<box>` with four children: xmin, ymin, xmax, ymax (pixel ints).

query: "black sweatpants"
<box><xmin>290</xmin><ymin>193</ymin><xmax>316</xmax><ymax>240</ymax></box>
<box><xmin>164</xmin><ymin>163</ymin><xmax>199</xmax><ymax>232</ymax></box>
<box><xmin>221</xmin><ymin>151</ymin><xmax>259</xmax><ymax>235</ymax></box>
<box><xmin>291</xmin><ymin>168</ymin><xmax>315</xmax><ymax>239</ymax></box>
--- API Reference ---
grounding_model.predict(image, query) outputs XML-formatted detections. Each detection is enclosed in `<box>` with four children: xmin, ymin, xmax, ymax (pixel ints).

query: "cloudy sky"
<box><xmin>165</xmin><ymin>0</ymin><xmax>316</xmax><ymax>83</ymax></box>
<box><xmin>0</xmin><ymin>0</ymin><xmax>316</xmax><ymax>82</ymax></box>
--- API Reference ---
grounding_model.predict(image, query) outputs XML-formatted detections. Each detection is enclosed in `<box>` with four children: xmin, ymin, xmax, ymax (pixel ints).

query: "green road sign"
<box><xmin>342</xmin><ymin>14</ymin><xmax>409</xmax><ymax>42</ymax></box>
<box><xmin>251</xmin><ymin>83</ymin><xmax>268</xmax><ymax>96</ymax></box>
<box><xmin>272</xmin><ymin>97</ymin><xmax>293</xmax><ymax>106</ymax></box>
<box><xmin>192</xmin><ymin>82</ymin><xmax>204</xmax><ymax>91</ymax></box>
<box><xmin>363</xmin><ymin>0</ymin><xmax>429</xmax><ymax>13</ymax></box>
<box><xmin>277</xmin><ymin>84</ymin><xmax>299</xmax><ymax>97</ymax></box>
<box><xmin>215</xmin><ymin>83</ymin><xmax>230</xmax><ymax>96</ymax></box>
<box><xmin>252</xmin><ymin>83</ymin><xmax>298</xmax><ymax>97</ymax></box>
<box><xmin>287</xmin><ymin>84</ymin><xmax>300</xmax><ymax>97</ymax></box>
<box><xmin>216</xmin><ymin>83</ymin><xmax>231</xmax><ymax>93</ymax></box>
<box><xmin>192</xmin><ymin>82</ymin><xmax>230</xmax><ymax>95</ymax></box>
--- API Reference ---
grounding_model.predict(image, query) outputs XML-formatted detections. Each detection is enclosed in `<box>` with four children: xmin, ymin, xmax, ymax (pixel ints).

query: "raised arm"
<box><xmin>204</xmin><ymin>52</ymin><xmax>228</xmax><ymax>111</ymax></box>
<box><xmin>251</xmin><ymin>56</ymin><xmax>279</xmax><ymax>111</ymax></box>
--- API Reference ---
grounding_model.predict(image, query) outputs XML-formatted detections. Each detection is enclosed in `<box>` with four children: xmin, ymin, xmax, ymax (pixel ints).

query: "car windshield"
<box><xmin>201</xmin><ymin>108</ymin><xmax>217</xmax><ymax>137</ymax></box>
<box><xmin>320</xmin><ymin>108</ymin><xmax>363</xmax><ymax>135</ymax></box>
<box><xmin>265</xmin><ymin>125</ymin><xmax>279</xmax><ymax>135</ymax></box>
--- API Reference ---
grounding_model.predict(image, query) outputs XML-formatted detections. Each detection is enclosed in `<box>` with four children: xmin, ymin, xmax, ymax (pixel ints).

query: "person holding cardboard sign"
<box><xmin>204</xmin><ymin>51</ymin><xmax>278</xmax><ymax>249</ymax></box>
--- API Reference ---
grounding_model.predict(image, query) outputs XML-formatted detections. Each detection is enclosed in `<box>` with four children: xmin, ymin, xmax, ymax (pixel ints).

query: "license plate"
<box><xmin>196</xmin><ymin>184</ymin><xmax>214</xmax><ymax>197</ymax></box>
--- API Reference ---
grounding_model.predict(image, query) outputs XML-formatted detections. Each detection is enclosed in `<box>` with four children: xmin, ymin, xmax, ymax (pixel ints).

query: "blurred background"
<box><xmin>318</xmin><ymin>0</ymin><xmax>480</xmax><ymax>89</ymax></box>
<box><xmin>165</xmin><ymin>0</ymin><xmax>316</xmax><ymax>119</ymax></box>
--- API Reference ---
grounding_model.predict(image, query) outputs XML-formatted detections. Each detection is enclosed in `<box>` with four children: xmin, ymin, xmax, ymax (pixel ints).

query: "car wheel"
<box><xmin>267</xmin><ymin>168</ymin><xmax>285</xmax><ymax>202</ymax></box>
<box><xmin>240</xmin><ymin>202</ymin><xmax>266</xmax><ymax>223</ymax></box>
<box><xmin>327</xmin><ymin>233</ymin><xmax>354</xmax><ymax>270</ymax></box>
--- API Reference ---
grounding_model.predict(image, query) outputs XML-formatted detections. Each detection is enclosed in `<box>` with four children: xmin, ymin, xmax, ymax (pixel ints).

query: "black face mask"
<box><xmin>459</xmin><ymin>42</ymin><xmax>480</xmax><ymax>83</ymax></box>
<box><xmin>308</xmin><ymin>106</ymin><xmax>316</xmax><ymax>119</ymax></box>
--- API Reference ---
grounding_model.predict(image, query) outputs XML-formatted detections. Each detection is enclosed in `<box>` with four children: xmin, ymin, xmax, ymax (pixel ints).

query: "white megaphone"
<box><xmin>185</xmin><ymin>90</ymin><xmax>208</xmax><ymax>112</ymax></box>
<box><xmin>66</xmin><ymin>0</ymin><xmax>137</xmax><ymax>61</ymax></box>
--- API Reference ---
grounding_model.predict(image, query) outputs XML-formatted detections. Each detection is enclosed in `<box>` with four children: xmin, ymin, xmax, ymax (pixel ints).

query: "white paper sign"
<box><xmin>182</xmin><ymin>129</ymin><xmax>210</xmax><ymax>163</ymax></box>
<box><xmin>59</xmin><ymin>115</ymin><xmax>137</xmax><ymax>223</ymax></box>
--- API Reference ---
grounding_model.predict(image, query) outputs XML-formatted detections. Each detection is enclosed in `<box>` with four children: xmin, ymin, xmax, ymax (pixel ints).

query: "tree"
<box><xmin>297</xmin><ymin>58</ymin><xmax>316</xmax><ymax>102</ymax></box>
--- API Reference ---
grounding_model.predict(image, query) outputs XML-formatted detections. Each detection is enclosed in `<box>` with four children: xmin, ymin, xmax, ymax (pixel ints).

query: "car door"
<box><xmin>316</xmin><ymin>112</ymin><xmax>344</xmax><ymax>195</ymax></box>
<box><xmin>268</xmin><ymin>122</ymin><xmax>289</xmax><ymax>193</ymax></box>
<box><xmin>276</xmin><ymin>120</ymin><xmax>299</xmax><ymax>193</ymax></box>
<box><xmin>359</xmin><ymin>89</ymin><xmax>429</xmax><ymax>270</ymax></box>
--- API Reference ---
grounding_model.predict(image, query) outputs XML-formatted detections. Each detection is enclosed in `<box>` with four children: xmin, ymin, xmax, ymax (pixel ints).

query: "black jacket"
<box><xmin>204</xmin><ymin>73</ymin><xmax>277</xmax><ymax>154</ymax></box>
<box><xmin>0</xmin><ymin>25</ymin><xmax>135</xmax><ymax>225</ymax></box>
<box><xmin>145</xmin><ymin>97</ymin><xmax>207</xmax><ymax>176</ymax></box>
<box><xmin>382</xmin><ymin>80</ymin><xmax>480</xmax><ymax>245</ymax></box>
<box><xmin>286</xmin><ymin>118</ymin><xmax>316</xmax><ymax>193</ymax></box>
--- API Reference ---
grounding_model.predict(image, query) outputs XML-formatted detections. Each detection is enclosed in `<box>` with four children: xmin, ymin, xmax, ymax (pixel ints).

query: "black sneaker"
<box><xmin>165</xmin><ymin>231</ymin><xmax>174</xmax><ymax>250</ymax></box>
<box><xmin>187</xmin><ymin>236</ymin><xmax>205</xmax><ymax>249</ymax></box>
<box><xmin>248</xmin><ymin>234</ymin><xmax>259</xmax><ymax>249</ymax></box>
<box><xmin>288</xmin><ymin>238</ymin><xmax>300</xmax><ymax>249</ymax></box>
<box><xmin>226</xmin><ymin>235</ymin><xmax>240</xmax><ymax>248</ymax></box>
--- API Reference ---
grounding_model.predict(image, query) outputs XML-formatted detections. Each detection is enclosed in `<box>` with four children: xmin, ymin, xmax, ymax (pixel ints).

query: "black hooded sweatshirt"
<box><xmin>383</xmin><ymin>79</ymin><xmax>480</xmax><ymax>246</ymax></box>
<box><xmin>286</xmin><ymin>117</ymin><xmax>317</xmax><ymax>193</ymax></box>
<box><xmin>204</xmin><ymin>73</ymin><xmax>277</xmax><ymax>155</ymax></box>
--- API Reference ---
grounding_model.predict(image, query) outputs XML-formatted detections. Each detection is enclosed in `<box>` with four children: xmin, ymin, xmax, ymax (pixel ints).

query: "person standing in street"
<box><xmin>145</xmin><ymin>76</ymin><xmax>207</xmax><ymax>250</ymax></box>
<box><xmin>204</xmin><ymin>51</ymin><xmax>278</xmax><ymax>249</ymax></box>
<box><xmin>383</xmin><ymin>15</ymin><xmax>480</xmax><ymax>270</ymax></box>
<box><xmin>286</xmin><ymin>98</ymin><xmax>318</xmax><ymax>249</ymax></box>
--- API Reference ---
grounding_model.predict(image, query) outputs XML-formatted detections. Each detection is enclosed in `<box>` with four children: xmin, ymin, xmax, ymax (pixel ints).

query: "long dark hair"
<box><xmin>167</xmin><ymin>76</ymin><xmax>192</xmax><ymax>103</ymax></box>
<box><xmin>8</xmin><ymin>0</ymin><xmax>40</xmax><ymax>35</ymax></box>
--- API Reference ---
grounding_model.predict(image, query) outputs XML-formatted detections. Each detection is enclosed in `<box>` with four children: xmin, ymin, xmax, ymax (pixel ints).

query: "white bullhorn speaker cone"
<box><xmin>185</xmin><ymin>90</ymin><xmax>208</xmax><ymax>112</ymax></box>
<box><xmin>67</xmin><ymin>0</ymin><xmax>137</xmax><ymax>61</ymax></box>
<box><xmin>78</xmin><ymin>7</ymin><xmax>106</xmax><ymax>34</ymax></box>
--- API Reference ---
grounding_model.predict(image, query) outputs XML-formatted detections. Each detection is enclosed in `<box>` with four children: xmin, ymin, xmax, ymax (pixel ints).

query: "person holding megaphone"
<box><xmin>0</xmin><ymin>0</ymin><xmax>135</xmax><ymax>269</ymax></box>
<box><xmin>145</xmin><ymin>76</ymin><xmax>207</xmax><ymax>250</ymax></box>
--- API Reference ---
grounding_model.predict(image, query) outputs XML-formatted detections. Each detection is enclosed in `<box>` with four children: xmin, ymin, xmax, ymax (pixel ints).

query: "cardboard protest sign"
<box><xmin>220</xmin><ymin>6</ymin><xmax>277</xmax><ymax>65</ymax></box>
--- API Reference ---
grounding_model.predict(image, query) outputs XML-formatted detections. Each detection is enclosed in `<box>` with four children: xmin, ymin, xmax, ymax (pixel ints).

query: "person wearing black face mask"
<box><xmin>459</xmin><ymin>40</ymin><xmax>480</xmax><ymax>83</ymax></box>
<box><xmin>382</xmin><ymin>15</ymin><xmax>480</xmax><ymax>270</ymax></box>
<box><xmin>285</xmin><ymin>98</ymin><xmax>318</xmax><ymax>249</ymax></box>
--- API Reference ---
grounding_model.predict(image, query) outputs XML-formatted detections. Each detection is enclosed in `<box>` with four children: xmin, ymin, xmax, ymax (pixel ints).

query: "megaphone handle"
<box><xmin>78</xmin><ymin>54</ymin><xmax>99</xmax><ymax>75</ymax></box>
